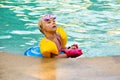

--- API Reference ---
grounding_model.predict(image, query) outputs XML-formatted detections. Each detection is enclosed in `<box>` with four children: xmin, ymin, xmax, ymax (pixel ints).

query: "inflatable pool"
<box><xmin>24</xmin><ymin>46</ymin><xmax>43</xmax><ymax>58</ymax></box>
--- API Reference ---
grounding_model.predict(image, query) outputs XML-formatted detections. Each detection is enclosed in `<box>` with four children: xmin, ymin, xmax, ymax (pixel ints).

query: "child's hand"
<box><xmin>71</xmin><ymin>44</ymin><xmax>78</xmax><ymax>49</ymax></box>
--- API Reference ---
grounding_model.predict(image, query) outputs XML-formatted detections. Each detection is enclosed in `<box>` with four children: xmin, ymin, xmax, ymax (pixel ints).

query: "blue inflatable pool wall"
<box><xmin>24</xmin><ymin>46</ymin><xmax>43</xmax><ymax>58</ymax></box>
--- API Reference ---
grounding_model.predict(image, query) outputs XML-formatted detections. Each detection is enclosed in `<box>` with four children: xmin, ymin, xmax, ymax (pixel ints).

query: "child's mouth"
<box><xmin>53</xmin><ymin>26</ymin><xmax>56</xmax><ymax>28</ymax></box>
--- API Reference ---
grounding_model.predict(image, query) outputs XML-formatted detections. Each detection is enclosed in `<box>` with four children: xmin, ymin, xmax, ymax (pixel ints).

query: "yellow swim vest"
<box><xmin>40</xmin><ymin>26</ymin><xmax>67</xmax><ymax>58</ymax></box>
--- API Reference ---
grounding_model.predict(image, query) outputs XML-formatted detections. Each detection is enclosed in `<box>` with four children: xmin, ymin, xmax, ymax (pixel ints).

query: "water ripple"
<box><xmin>10</xmin><ymin>30</ymin><xmax>40</xmax><ymax>35</ymax></box>
<box><xmin>0</xmin><ymin>0</ymin><xmax>120</xmax><ymax>57</ymax></box>
<box><xmin>0</xmin><ymin>35</ymin><xmax>12</xmax><ymax>39</ymax></box>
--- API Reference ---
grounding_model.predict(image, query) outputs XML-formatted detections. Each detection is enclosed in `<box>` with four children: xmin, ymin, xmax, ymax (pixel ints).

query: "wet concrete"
<box><xmin>0</xmin><ymin>52</ymin><xmax>120</xmax><ymax>80</ymax></box>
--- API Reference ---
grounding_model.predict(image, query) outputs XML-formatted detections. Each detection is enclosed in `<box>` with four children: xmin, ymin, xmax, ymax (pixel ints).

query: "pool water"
<box><xmin>0</xmin><ymin>0</ymin><xmax>120</xmax><ymax>57</ymax></box>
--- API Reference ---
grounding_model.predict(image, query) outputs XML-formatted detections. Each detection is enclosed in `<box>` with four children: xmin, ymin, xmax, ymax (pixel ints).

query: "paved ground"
<box><xmin>0</xmin><ymin>52</ymin><xmax>120</xmax><ymax>80</ymax></box>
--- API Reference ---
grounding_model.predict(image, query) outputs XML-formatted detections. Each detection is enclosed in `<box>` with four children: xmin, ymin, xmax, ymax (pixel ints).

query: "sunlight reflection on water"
<box><xmin>0</xmin><ymin>0</ymin><xmax>120</xmax><ymax>57</ymax></box>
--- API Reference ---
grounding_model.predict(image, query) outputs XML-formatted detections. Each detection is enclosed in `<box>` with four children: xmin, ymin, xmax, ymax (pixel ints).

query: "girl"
<box><xmin>38</xmin><ymin>14</ymin><xmax>82</xmax><ymax>58</ymax></box>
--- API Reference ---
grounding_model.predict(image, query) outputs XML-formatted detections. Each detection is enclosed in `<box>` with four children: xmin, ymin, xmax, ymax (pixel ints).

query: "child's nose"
<box><xmin>52</xmin><ymin>21</ymin><xmax>56</xmax><ymax>25</ymax></box>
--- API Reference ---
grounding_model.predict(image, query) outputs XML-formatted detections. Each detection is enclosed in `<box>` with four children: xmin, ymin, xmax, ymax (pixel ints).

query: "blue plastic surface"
<box><xmin>24</xmin><ymin>46</ymin><xmax>43</xmax><ymax>58</ymax></box>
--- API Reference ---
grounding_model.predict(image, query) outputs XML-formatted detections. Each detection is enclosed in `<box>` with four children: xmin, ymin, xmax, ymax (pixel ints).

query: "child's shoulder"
<box><xmin>40</xmin><ymin>38</ymin><xmax>50</xmax><ymax>43</ymax></box>
<box><xmin>56</xmin><ymin>26</ymin><xmax>66</xmax><ymax>34</ymax></box>
<box><xmin>40</xmin><ymin>38</ymin><xmax>55</xmax><ymax>46</ymax></box>
<box><xmin>57</xmin><ymin>26</ymin><xmax>64</xmax><ymax>31</ymax></box>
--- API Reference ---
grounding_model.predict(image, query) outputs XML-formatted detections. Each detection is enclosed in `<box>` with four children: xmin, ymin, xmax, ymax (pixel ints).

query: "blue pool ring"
<box><xmin>24</xmin><ymin>46</ymin><xmax>43</xmax><ymax>58</ymax></box>
<box><xmin>24</xmin><ymin>46</ymin><xmax>65</xmax><ymax>58</ymax></box>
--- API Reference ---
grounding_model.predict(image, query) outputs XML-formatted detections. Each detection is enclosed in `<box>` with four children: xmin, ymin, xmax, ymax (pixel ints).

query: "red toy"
<box><xmin>63</xmin><ymin>44</ymin><xmax>83</xmax><ymax>58</ymax></box>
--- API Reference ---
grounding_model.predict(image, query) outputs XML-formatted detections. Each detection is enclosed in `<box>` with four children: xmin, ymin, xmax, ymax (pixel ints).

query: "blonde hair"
<box><xmin>38</xmin><ymin>19</ymin><xmax>44</xmax><ymax>34</ymax></box>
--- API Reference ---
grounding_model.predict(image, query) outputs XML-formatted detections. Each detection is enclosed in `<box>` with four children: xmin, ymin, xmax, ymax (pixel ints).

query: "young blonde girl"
<box><xmin>38</xmin><ymin>14</ymin><xmax>82</xmax><ymax>58</ymax></box>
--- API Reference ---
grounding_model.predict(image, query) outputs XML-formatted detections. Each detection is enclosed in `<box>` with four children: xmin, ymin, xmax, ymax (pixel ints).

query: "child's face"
<box><xmin>42</xmin><ymin>18</ymin><xmax>56</xmax><ymax>33</ymax></box>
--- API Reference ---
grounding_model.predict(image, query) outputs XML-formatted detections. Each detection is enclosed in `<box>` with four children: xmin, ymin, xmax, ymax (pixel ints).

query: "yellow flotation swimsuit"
<box><xmin>40</xmin><ymin>26</ymin><xmax>67</xmax><ymax>58</ymax></box>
